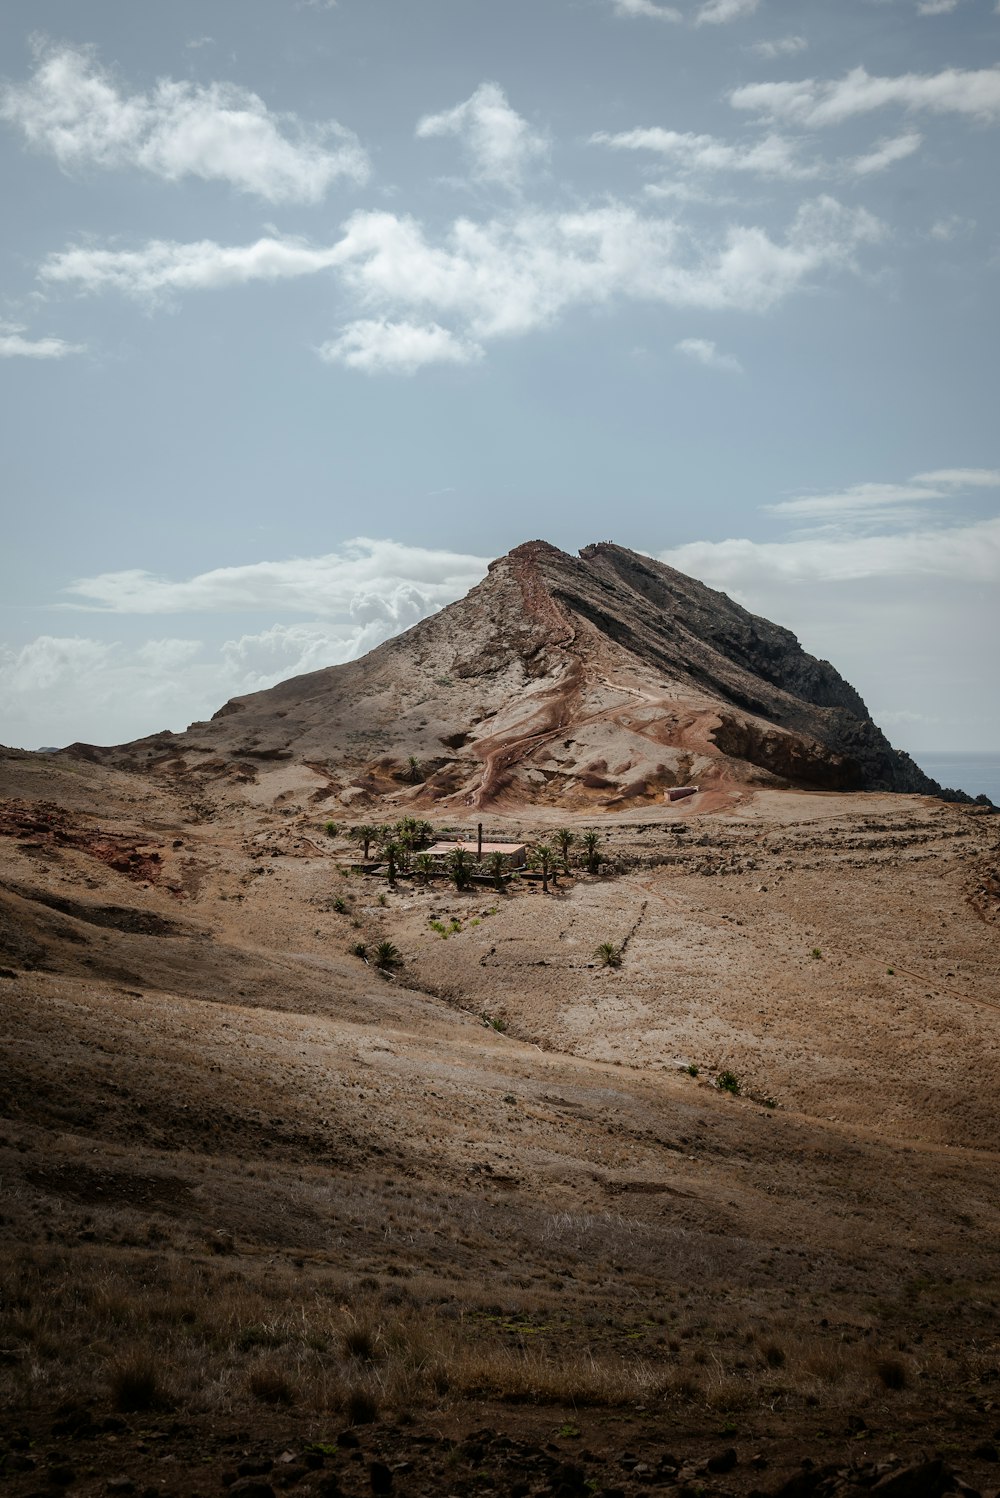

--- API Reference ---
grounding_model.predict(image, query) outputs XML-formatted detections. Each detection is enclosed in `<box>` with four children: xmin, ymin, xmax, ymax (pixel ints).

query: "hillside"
<box><xmin>72</xmin><ymin>541</ymin><xmax>939</xmax><ymax>810</ymax></box>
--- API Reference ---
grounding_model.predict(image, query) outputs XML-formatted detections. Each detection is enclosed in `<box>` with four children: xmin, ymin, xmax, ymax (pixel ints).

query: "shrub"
<box><xmin>109</xmin><ymin>1352</ymin><xmax>163</xmax><ymax>1412</ymax></box>
<box><xmin>717</xmin><ymin>1071</ymin><xmax>741</xmax><ymax>1095</ymax></box>
<box><xmin>324</xmin><ymin>821</ymin><xmax>339</xmax><ymax>837</ymax></box>
<box><xmin>332</xmin><ymin>896</ymin><xmax>348</xmax><ymax>914</ymax></box>
<box><xmin>875</xmin><ymin>1357</ymin><xmax>907</xmax><ymax>1390</ymax></box>
<box><xmin>374</xmin><ymin>940</ymin><xmax>403</xmax><ymax>970</ymax></box>
<box><xmin>351</xmin><ymin>942</ymin><xmax>368</xmax><ymax>960</ymax></box>
<box><xmin>345</xmin><ymin>1385</ymin><xmax>379</xmax><ymax>1425</ymax></box>
<box><xmin>343</xmin><ymin>1320</ymin><xmax>378</xmax><ymax>1362</ymax></box>
<box><xmin>811</xmin><ymin>948</ymin><xmax>823</xmax><ymax>960</ymax></box>
<box><xmin>594</xmin><ymin>941</ymin><xmax>622</xmax><ymax>968</ymax></box>
<box><xmin>248</xmin><ymin>1363</ymin><xmax>295</xmax><ymax>1405</ymax></box>
<box><xmin>686</xmin><ymin>1063</ymin><xmax>699</xmax><ymax>1077</ymax></box>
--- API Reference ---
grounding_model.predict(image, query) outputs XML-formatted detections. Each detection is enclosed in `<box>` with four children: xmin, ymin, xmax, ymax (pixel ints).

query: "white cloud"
<box><xmin>42</xmin><ymin>196</ymin><xmax>884</xmax><ymax>348</ymax></box>
<box><xmin>41</xmin><ymin>234</ymin><xmax>345</xmax><ymax>298</ymax></box>
<box><xmin>416</xmin><ymin>82</ymin><xmax>547</xmax><ymax>190</ymax></box>
<box><xmin>0</xmin><ymin>322</ymin><xmax>83</xmax><ymax>358</ymax></box>
<box><xmin>765</xmin><ymin>481</ymin><xmax>944</xmax><ymax>524</ymax></box>
<box><xmin>595</xmin><ymin>123</ymin><xmax>922</xmax><ymax>183</ymax></box>
<box><xmin>763</xmin><ymin>467</ymin><xmax>999</xmax><ymax>526</ymax></box>
<box><xmin>675</xmin><ymin>336</ymin><xmax>743</xmax><ymax>372</ymax></box>
<box><xmin>63</xmin><ymin>537</ymin><xmax>491</xmax><ymax>616</ymax></box>
<box><xmin>316</xmin><ymin>318</ymin><xmax>483</xmax><ymax>374</ymax></box>
<box><xmin>593</xmin><ymin>126</ymin><xmax>819</xmax><ymax>180</ymax></box>
<box><xmin>730</xmin><ymin>65</ymin><xmax>1000</xmax><ymax>128</ymax></box>
<box><xmin>0</xmin><ymin>41</ymin><xmax>369</xmax><ymax>203</ymax></box>
<box><xmin>612</xmin><ymin>0</ymin><xmax>757</xmax><ymax>20</ymax></box>
<box><xmin>911</xmin><ymin>467</ymin><xmax>1000</xmax><ymax>487</ymax></box>
<box><xmin>748</xmin><ymin>36</ymin><xmax>808</xmax><ymax>59</ymax></box>
<box><xmin>916</xmin><ymin>0</ymin><xmax>958</xmax><ymax>12</ymax></box>
<box><xmin>660</xmin><ymin>516</ymin><xmax>1000</xmax><ymax>584</ymax></box>
<box><xmin>695</xmin><ymin>0</ymin><xmax>758</xmax><ymax>23</ymax></box>
<box><xmin>847</xmin><ymin>129</ymin><xmax>922</xmax><ymax>176</ymax></box>
<box><xmin>612</xmin><ymin>0</ymin><xmax>683</xmax><ymax>20</ymax></box>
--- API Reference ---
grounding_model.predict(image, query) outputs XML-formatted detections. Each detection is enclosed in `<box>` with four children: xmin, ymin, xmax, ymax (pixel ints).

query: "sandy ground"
<box><xmin>1</xmin><ymin>748</ymin><xmax>999</xmax><ymax>1498</ymax></box>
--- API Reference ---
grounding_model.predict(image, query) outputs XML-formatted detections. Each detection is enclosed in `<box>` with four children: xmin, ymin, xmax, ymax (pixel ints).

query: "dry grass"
<box><xmin>0</xmin><ymin>1240</ymin><xmax>954</xmax><ymax>1426</ymax></box>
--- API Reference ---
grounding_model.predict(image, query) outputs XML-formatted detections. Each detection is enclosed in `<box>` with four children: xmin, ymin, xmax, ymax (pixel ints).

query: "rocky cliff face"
<box><xmin>83</xmin><ymin>539</ymin><xmax>942</xmax><ymax>809</ymax></box>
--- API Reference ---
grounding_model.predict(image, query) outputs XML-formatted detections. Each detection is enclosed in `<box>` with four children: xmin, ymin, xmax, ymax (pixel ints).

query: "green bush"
<box><xmin>594</xmin><ymin>941</ymin><xmax>622</xmax><ymax>968</ymax></box>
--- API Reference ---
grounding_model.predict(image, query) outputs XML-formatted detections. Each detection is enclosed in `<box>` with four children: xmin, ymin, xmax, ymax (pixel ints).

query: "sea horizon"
<box><xmin>914</xmin><ymin>751</ymin><xmax>1000</xmax><ymax>804</ymax></box>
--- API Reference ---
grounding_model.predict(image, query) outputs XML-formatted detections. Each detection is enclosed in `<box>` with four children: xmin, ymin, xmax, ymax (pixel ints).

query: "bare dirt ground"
<box><xmin>2</xmin><ymin>746</ymin><xmax>999</xmax><ymax>1498</ymax></box>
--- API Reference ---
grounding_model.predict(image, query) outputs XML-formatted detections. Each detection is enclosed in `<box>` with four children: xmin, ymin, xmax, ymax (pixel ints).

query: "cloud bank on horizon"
<box><xmin>0</xmin><ymin>0</ymin><xmax>997</xmax><ymax>755</ymax></box>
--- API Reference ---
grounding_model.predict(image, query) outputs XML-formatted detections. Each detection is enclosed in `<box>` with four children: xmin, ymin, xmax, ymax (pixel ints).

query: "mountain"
<box><xmin>80</xmin><ymin>540</ymin><xmax>940</xmax><ymax>809</ymax></box>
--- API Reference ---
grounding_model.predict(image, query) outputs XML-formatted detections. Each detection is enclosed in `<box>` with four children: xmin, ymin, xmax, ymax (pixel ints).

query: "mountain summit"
<box><xmin>99</xmin><ymin>540</ymin><xmax>939</xmax><ymax>808</ymax></box>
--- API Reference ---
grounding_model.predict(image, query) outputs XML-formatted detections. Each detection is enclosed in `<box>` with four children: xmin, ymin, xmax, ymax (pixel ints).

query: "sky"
<box><xmin>1</xmin><ymin>0</ymin><xmax>998</xmax><ymax>756</ymax></box>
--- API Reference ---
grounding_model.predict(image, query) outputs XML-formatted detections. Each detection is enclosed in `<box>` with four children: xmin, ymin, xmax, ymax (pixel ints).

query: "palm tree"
<box><xmin>405</xmin><ymin>755</ymin><xmax>422</xmax><ymax>783</ymax></box>
<box><xmin>531</xmin><ymin>842</ymin><xmax>554</xmax><ymax>893</ymax></box>
<box><xmin>414</xmin><ymin>820</ymin><xmax>435</xmax><ymax>848</ymax></box>
<box><xmin>448</xmin><ymin>846</ymin><xmax>471</xmax><ymax>890</ymax></box>
<box><xmin>373</xmin><ymin>939</ymin><xmax>403</xmax><ymax>970</ymax></box>
<box><xmin>396</xmin><ymin>816</ymin><xmax>419</xmax><ymax>846</ymax></box>
<box><xmin>594</xmin><ymin>941</ymin><xmax>622</xmax><ymax>968</ymax></box>
<box><xmin>382</xmin><ymin>840</ymin><xmax>401</xmax><ymax>883</ymax></box>
<box><xmin>415</xmin><ymin>852</ymin><xmax>434</xmax><ymax>887</ymax></box>
<box><xmin>581</xmin><ymin>830</ymin><xmax>600</xmax><ymax>874</ymax></box>
<box><xmin>487</xmin><ymin>850</ymin><xmax>506</xmax><ymax>892</ymax></box>
<box><xmin>349</xmin><ymin>824</ymin><xmax>376</xmax><ymax>861</ymax></box>
<box><xmin>556</xmin><ymin>828</ymin><xmax>575</xmax><ymax>873</ymax></box>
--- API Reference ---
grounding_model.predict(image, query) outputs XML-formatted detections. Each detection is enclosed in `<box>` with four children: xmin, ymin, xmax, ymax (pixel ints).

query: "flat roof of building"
<box><xmin>426</xmin><ymin>840</ymin><xmax>525</xmax><ymax>856</ymax></box>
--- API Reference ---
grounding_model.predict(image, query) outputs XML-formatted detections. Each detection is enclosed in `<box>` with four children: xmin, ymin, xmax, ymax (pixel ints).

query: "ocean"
<box><xmin>915</xmin><ymin>751</ymin><xmax>1000</xmax><ymax>804</ymax></box>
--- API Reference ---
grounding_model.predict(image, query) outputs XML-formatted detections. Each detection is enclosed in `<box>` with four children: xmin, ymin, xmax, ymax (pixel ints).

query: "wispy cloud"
<box><xmin>763</xmin><ymin>467</ymin><xmax>1000</xmax><ymax>528</ymax></box>
<box><xmin>0</xmin><ymin>323</ymin><xmax>84</xmax><ymax>358</ymax></box>
<box><xmin>611</xmin><ymin>0</ymin><xmax>683</xmax><ymax>20</ymax></box>
<box><xmin>42</xmin><ymin>197</ymin><xmax>883</xmax><ymax>365</ymax></box>
<box><xmin>847</xmin><ymin>129</ymin><xmax>922</xmax><ymax>175</ymax></box>
<box><xmin>611</xmin><ymin>0</ymin><xmax>757</xmax><ymax>22</ymax></box>
<box><xmin>730</xmin><ymin>65</ymin><xmax>1000</xmax><ymax>128</ymax></box>
<box><xmin>316</xmin><ymin>319</ymin><xmax>483</xmax><ymax>374</ymax></box>
<box><xmin>593</xmin><ymin>125</ymin><xmax>819</xmax><ymax>180</ymax></box>
<box><xmin>748</xmin><ymin>36</ymin><xmax>808</xmax><ymax>59</ymax></box>
<box><xmin>675</xmin><ymin>336</ymin><xmax>743</xmax><ymax>372</ymax></box>
<box><xmin>660</xmin><ymin>516</ymin><xmax>1000</xmax><ymax>584</ymax></box>
<box><xmin>594</xmin><ymin>123</ymin><xmax>922</xmax><ymax>182</ymax></box>
<box><xmin>64</xmin><ymin>538</ymin><xmax>491</xmax><ymax>616</ymax></box>
<box><xmin>0</xmin><ymin>41</ymin><xmax>369</xmax><ymax>203</ymax></box>
<box><xmin>416</xmin><ymin>82</ymin><xmax>547</xmax><ymax>190</ymax></box>
<box><xmin>695</xmin><ymin>0</ymin><xmax>758</xmax><ymax>23</ymax></box>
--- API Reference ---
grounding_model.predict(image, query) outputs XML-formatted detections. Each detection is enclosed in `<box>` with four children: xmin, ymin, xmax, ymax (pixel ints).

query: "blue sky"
<box><xmin>1</xmin><ymin>0</ymin><xmax>998</xmax><ymax>752</ymax></box>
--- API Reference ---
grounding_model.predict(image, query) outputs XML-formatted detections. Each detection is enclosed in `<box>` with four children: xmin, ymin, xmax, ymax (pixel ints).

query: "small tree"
<box><xmin>448</xmin><ymin>846</ymin><xmax>471</xmax><ymax>890</ymax></box>
<box><xmin>556</xmin><ymin>828</ymin><xmax>575</xmax><ymax>873</ymax></box>
<box><xmin>373</xmin><ymin>940</ymin><xmax>403</xmax><ymax>971</ymax></box>
<box><xmin>581</xmin><ymin>830</ymin><xmax>601</xmax><ymax>874</ymax></box>
<box><xmin>415</xmin><ymin>852</ymin><xmax>434</xmax><ymax>886</ymax></box>
<box><xmin>488</xmin><ymin>850</ymin><xmax>506</xmax><ymax>892</ymax></box>
<box><xmin>349</xmin><ymin>824</ymin><xmax>376</xmax><ymax>861</ymax></box>
<box><xmin>531</xmin><ymin>842</ymin><xmax>554</xmax><ymax>893</ymax></box>
<box><xmin>382</xmin><ymin>840</ymin><xmax>400</xmax><ymax>884</ymax></box>
<box><xmin>405</xmin><ymin>756</ymin><xmax>422</xmax><ymax>784</ymax></box>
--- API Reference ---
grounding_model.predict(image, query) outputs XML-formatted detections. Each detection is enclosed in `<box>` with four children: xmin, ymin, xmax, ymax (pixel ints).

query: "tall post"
<box><xmin>477</xmin><ymin>822</ymin><xmax>483</xmax><ymax>860</ymax></box>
